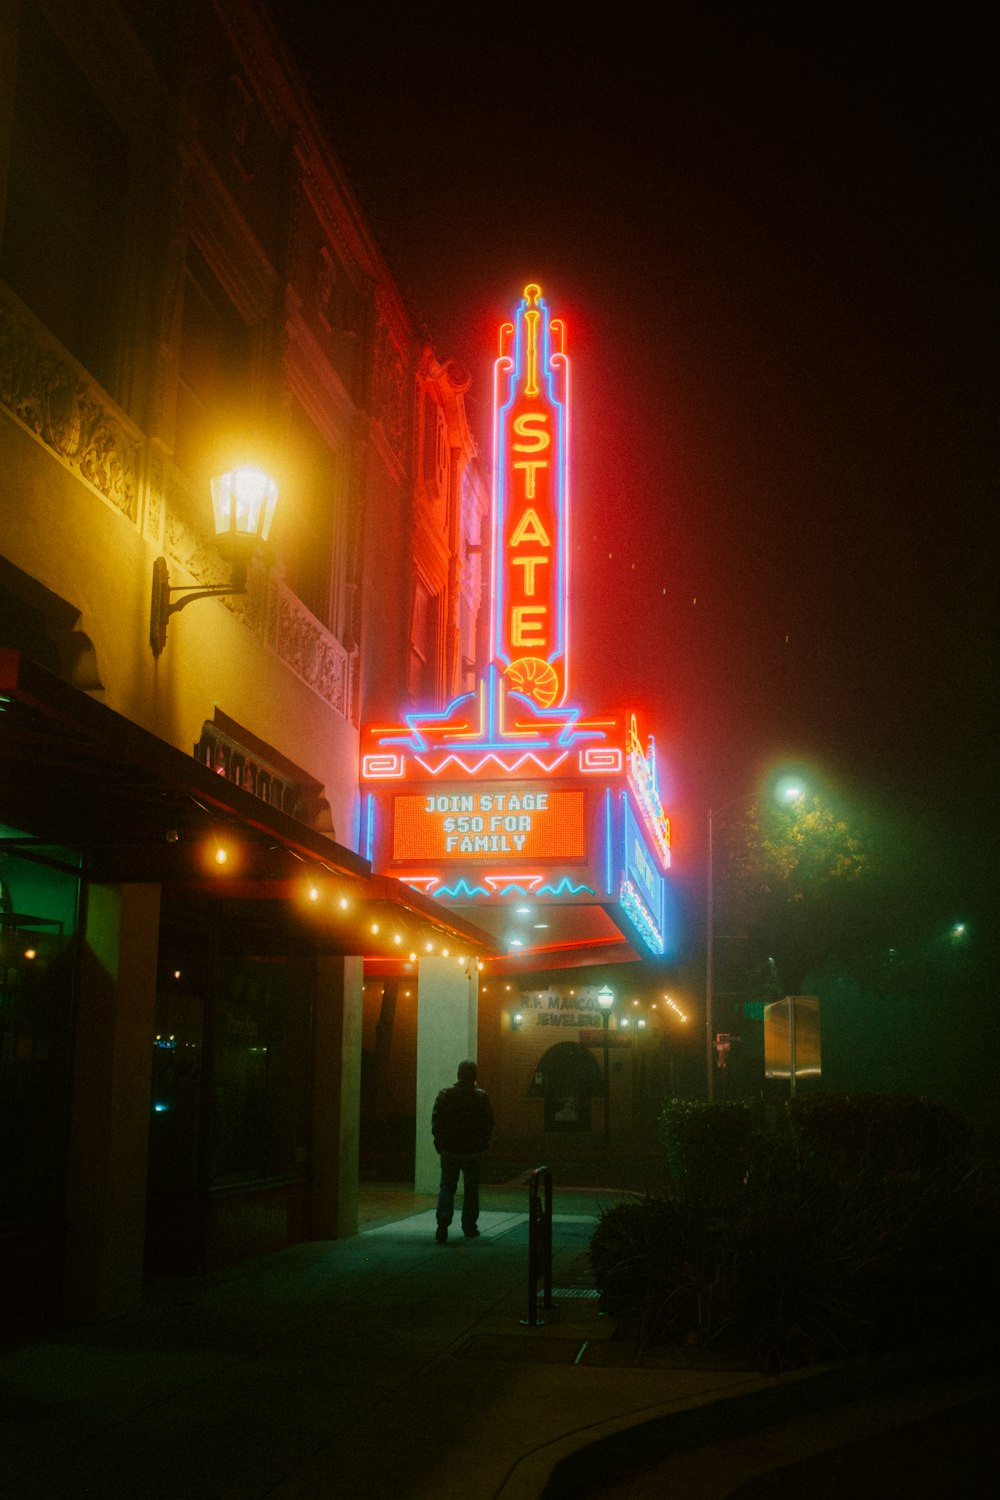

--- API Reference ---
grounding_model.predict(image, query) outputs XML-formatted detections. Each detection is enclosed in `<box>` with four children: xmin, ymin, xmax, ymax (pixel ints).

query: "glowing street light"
<box><xmin>706</xmin><ymin>780</ymin><xmax>805</xmax><ymax>1102</ymax></box>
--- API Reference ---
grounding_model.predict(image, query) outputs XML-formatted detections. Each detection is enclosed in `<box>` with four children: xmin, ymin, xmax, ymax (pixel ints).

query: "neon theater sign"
<box><xmin>361</xmin><ymin>283</ymin><xmax>672</xmax><ymax>963</ymax></box>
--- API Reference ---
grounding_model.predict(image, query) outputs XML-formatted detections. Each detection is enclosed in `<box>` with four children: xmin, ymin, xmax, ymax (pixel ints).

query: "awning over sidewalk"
<box><xmin>0</xmin><ymin>649</ymin><xmax>498</xmax><ymax>959</ymax></box>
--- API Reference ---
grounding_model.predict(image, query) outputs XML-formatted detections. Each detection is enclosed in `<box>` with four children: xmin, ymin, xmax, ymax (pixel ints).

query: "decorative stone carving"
<box><xmin>145</xmin><ymin>451</ymin><xmax>165</xmax><ymax>544</ymax></box>
<box><xmin>0</xmin><ymin>293</ymin><xmax>138</xmax><ymax>519</ymax></box>
<box><xmin>263</xmin><ymin>579</ymin><xmax>354</xmax><ymax>720</ymax></box>
<box><xmin>269</xmin><ymin>585</ymin><xmax>352</xmax><ymax>720</ymax></box>
<box><xmin>372</xmin><ymin>302</ymin><xmax>409</xmax><ymax>463</ymax></box>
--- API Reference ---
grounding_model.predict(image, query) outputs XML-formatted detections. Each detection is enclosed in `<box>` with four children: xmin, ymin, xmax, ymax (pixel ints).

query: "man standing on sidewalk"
<box><xmin>432</xmin><ymin>1060</ymin><xmax>495</xmax><ymax>1243</ymax></box>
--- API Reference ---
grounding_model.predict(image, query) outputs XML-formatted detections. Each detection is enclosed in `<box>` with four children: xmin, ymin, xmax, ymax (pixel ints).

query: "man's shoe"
<box><xmin>462</xmin><ymin>1227</ymin><xmax>480</xmax><ymax>1238</ymax></box>
<box><xmin>435</xmin><ymin>1223</ymin><xmax>448</xmax><ymax>1243</ymax></box>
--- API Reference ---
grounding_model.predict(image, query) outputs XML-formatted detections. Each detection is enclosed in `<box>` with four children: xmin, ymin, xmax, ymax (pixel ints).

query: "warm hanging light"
<box><xmin>150</xmin><ymin>467</ymin><xmax>279</xmax><ymax>656</ymax></box>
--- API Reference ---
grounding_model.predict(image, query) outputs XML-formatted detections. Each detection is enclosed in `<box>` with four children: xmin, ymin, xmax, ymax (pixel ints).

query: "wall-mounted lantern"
<box><xmin>150</xmin><ymin>467</ymin><xmax>279</xmax><ymax>656</ymax></box>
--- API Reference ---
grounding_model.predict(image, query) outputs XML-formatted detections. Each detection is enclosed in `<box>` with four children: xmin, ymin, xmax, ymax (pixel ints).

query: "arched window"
<box><xmin>528</xmin><ymin>1042</ymin><xmax>604</xmax><ymax>1133</ymax></box>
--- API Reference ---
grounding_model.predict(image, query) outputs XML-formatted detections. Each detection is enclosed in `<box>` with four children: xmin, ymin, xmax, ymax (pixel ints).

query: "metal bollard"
<box><xmin>522</xmin><ymin>1165</ymin><xmax>553</xmax><ymax>1326</ymax></box>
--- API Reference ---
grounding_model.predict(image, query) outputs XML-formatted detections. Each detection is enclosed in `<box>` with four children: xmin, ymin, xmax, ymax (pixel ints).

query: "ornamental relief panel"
<box><xmin>371</xmin><ymin>312</ymin><xmax>409</xmax><ymax>465</ymax></box>
<box><xmin>0</xmin><ymin>293</ymin><xmax>138</xmax><ymax>520</ymax></box>
<box><xmin>145</xmin><ymin>451</ymin><xmax>166</xmax><ymax>544</ymax></box>
<box><xmin>266</xmin><ymin>583</ymin><xmax>353</xmax><ymax>720</ymax></box>
<box><xmin>163</xmin><ymin>499</ymin><xmax>224</xmax><ymax>586</ymax></box>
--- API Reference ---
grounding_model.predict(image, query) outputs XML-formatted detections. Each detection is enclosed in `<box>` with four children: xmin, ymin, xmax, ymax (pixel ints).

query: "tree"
<box><xmin>716</xmin><ymin>790</ymin><xmax>872</xmax><ymax>998</ymax></box>
<box><xmin>711</xmin><ymin>788</ymin><xmax>993</xmax><ymax>1128</ymax></box>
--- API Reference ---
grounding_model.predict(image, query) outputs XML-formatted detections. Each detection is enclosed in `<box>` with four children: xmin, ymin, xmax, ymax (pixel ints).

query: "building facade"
<box><xmin>0</xmin><ymin>0</ymin><xmax>490</xmax><ymax>1330</ymax></box>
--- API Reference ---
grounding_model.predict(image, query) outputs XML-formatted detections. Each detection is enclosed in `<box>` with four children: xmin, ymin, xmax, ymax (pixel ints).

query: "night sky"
<box><xmin>284</xmin><ymin>4</ymin><xmax>995</xmax><ymax>924</ymax></box>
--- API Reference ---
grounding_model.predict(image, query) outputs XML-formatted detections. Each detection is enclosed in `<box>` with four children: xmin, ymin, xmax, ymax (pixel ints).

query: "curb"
<box><xmin>495</xmin><ymin>1333</ymin><xmax>993</xmax><ymax>1499</ymax></box>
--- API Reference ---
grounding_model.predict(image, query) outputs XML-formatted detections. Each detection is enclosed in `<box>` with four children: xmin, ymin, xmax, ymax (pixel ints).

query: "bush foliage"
<box><xmin>589</xmin><ymin>1092</ymin><xmax>997</xmax><ymax>1372</ymax></box>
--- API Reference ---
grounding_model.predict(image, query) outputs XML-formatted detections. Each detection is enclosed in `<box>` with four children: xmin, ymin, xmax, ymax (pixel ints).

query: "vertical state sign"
<box><xmin>492</xmin><ymin>284</ymin><xmax>569</xmax><ymax>708</ymax></box>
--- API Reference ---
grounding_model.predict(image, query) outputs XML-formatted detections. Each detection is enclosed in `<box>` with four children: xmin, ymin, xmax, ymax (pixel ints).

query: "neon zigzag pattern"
<box><xmin>414</xmin><ymin>751</ymin><xmax>569</xmax><ymax>776</ymax></box>
<box><xmin>404</xmin><ymin>876</ymin><xmax>596</xmax><ymax>901</ymax></box>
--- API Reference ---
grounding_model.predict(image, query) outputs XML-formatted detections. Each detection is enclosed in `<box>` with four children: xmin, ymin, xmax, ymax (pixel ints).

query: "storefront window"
<box><xmin>0</xmin><ymin>830</ymin><xmax>80</xmax><ymax>1228</ymax></box>
<box><xmin>208</xmin><ymin>955</ymin><xmax>312</xmax><ymax>1188</ymax></box>
<box><xmin>149</xmin><ymin>949</ymin><xmax>205</xmax><ymax>1197</ymax></box>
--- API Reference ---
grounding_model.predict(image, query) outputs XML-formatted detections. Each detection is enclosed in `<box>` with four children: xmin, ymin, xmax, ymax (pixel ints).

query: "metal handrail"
<box><xmin>522</xmin><ymin>1165</ymin><xmax>553</xmax><ymax>1326</ymax></box>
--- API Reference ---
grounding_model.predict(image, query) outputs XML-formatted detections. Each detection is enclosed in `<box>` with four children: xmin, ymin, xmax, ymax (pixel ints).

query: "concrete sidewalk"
<box><xmin>1</xmin><ymin>1182</ymin><xmax>994</xmax><ymax>1499</ymax></box>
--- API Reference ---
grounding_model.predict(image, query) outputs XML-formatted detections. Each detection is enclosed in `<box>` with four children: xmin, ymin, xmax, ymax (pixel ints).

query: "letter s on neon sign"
<box><xmin>512</xmin><ymin>413</ymin><xmax>550</xmax><ymax>452</ymax></box>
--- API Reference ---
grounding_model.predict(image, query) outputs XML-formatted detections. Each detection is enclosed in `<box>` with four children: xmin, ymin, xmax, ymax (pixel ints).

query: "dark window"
<box><xmin>117</xmin><ymin>0</ymin><xmax>193</xmax><ymax>87</ymax></box>
<box><xmin>273</xmin><ymin>401</ymin><xmax>345</xmax><ymax>634</ymax></box>
<box><xmin>208</xmin><ymin>955</ymin><xmax>312</xmax><ymax>1189</ymax></box>
<box><xmin>148</xmin><ymin>935</ymin><xmax>313</xmax><ymax>1203</ymax></box>
<box><xmin>174</xmin><ymin>244</ymin><xmax>252</xmax><ymax>484</ymax></box>
<box><xmin>1</xmin><ymin>2</ymin><xmax>128</xmax><ymax>392</ymax></box>
<box><xmin>408</xmin><ymin>577</ymin><xmax>438</xmax><ymax>700</ymax></box>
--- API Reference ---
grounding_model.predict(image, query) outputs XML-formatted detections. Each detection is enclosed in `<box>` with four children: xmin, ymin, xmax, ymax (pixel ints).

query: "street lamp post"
<box><xmin>706</xmin><ymin>783</ymin><xmax>804</xmax><ymax>1102</ymax></box>
<box><xmin>597</xmin><ymin>985</ymin><xmax>614</xmax><ymax>1143</ymax></box>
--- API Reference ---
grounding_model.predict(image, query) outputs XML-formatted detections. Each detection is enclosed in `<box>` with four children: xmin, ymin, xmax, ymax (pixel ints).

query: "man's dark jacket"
<box><xmin>432</xmin><ymin>1081</ymin><xmax>495</xmax><ymax>1155</ymax></box>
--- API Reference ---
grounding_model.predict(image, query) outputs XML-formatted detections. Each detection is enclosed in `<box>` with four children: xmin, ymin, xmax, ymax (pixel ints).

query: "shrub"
<box><xmin>592</xmin><ymin>1093</ymin><xmax>998</xmax><ymax>1371</ymax></box>
<box><xmin>786</xmin><ymin>1091</ymin><xmax>973</xmax><ymax>1178</ymax></box>
<box><xmin>657</xmin><ymin>1098</ymin><xmax>763</xmax><ymax>1202</ymax></box>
